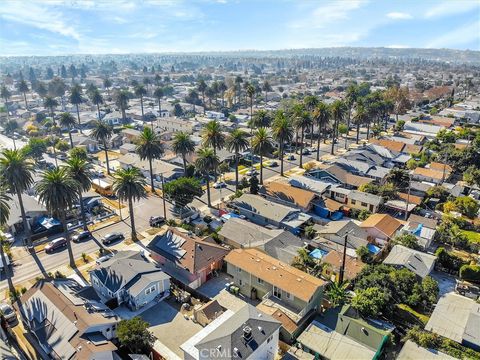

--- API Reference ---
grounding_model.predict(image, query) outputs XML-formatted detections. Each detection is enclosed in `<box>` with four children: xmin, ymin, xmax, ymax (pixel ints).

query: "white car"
<box><xmin>213</xmin><ymin>181</ymin><xmax>227</xmax><ymax>189</ymax></box>
<box><xmin>96</xmin><ymin>254</ymin><xmax>114</xmax><ymax>264</ymax></box>
<box><xmin>246</xmin><ymin>168</ymin><xmax>257</xmax><ymax>176</ymax></box>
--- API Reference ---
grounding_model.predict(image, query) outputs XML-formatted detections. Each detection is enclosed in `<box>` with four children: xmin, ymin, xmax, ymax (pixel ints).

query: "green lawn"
<box><xmin>462</xmin><ymin>230</ymin><xmax>480</xmax><ymax>244</ymax></box>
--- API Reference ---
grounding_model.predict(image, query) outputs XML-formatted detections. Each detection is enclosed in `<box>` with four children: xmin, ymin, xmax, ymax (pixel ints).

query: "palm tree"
<box><xmin>234</xmin><ymin>75</ymin><xmax>243</xmax><ymax>104</ymax></box>
<box><xmin>262</xmin><ymin>80</ymin><xmax>272</xmax><ymax>103</ymax></box>
<box><xmin>344</xmin><ymin>84</ymin><xmax>358</xmax><ymax>149</ymax></box>
<box><xmin>59</xmin><ymin>112</ymin><xmax>76</xmax><ymax>149</ymax></box>
<box><xmin>35</xmin><ymin>167</ymin><xmax>79</xmax><ymax>267</ymax></box>
<box><xmin>65</xmin><ymin>157</ymin><xmax>93</xmax><ymax>231</ymax></box>
<box><xmin>312</xmin><ymin>102</ymin><xmax>330</xmax><ymax>160</ymax></box>
<box><xmin>16</xmin><ymin>80</ymin><xmax>29</xmax><ymax>109</ymax></box>
<box><xmin>153</xmin><ymin>87</ymin><xmax>164</xmax><ymax>116</ymax></box>
<box><xmin>0</xmin><ymin>149</ymin><xmax>34</xmax><ymax>246</ymax></box>
<box><xmin>304</xmin><ymin>95</ymin><xmax>319</xmax><ymax>146</ymax></box>
<box><xmin>201</xmin><ymin>120</ymin><xmax>225</xmax><ymax>181</ymax></box>
<box><xmin>326</xmin><ymin>281</ymin><xmax>350</xmax><ymax>308</ymax></box>
<box><xmin>135</xmin><ymin>127</ymin><xmax>164</xmax><ymax>192</ymax></box>
<box><xmin>134</xmin><ymin>85</ymin><xmax>147</xmax><ymax>123</ymax></box>
<box><xmin>197</xmin><ymin>80</ymin><xmax>207</xmax><ymax>114</ymax></box>
<box><xmin>90</xmin><ymin>89</ymin><xmax>103</xmax><ymax>121</ymax></box>
<box><xmin>353</xmin><ymin>102</ymin><xmax>368</xmax><ymax>144</ymax></box>
<box><xmin>218</xmin><ymin>81</ymin><xmax>227</xmax><ymax>107</ymax></box>
<box><xmin>172</xmin><ymin>132</ymin><xmax>195</xmax><ymax>174</ymax></box>
<box><xmin>35</xmin><ymin>81</ymin><xmax>48</xmax><ymax>101</ymax></box>
<box><xmin>69</xmin><ymin>84</ymin><xmax>83</xmax><ymax>128</ymax></box>
<box><xmin>250</xmin><ymin>109</ymin><xmax>272</xmax><ymax>128</ymax></box>
<box><xmin>112</xmin><ymin>167</ymin><xmax>147</xmax><ymax>242</ymax></box>
<box><xmin>205</xmin><ymin>87</ymin><xmax>215</xmax><ymax>110</ymax></box>
<box><xmin>4</xmin><ymin>120</ymin><xmax>18</xmax><ymax>150</ymax></box>
<box><xmin>1</xmin><ymin>85</ymin><xmax>11</xmax><ymax>119</ymax></box>
<box><xmin>114</xmin><ymin>89</ymin><xmax>130</xmax><ymax>123</ymax></box>
<box><xmin>226</xmin><ymin>129</ymin><xmax>249</xmax><ymax>190</ymax></box>
<box><xmin>295</xmin><ymin>110</ymin><xmax>312</xmax><ymax>169</ymax></box>
<box><xmin>195</xmin><ymin>148</ymin><xmax>219</xmax><ymax>208</ymax></box>
<box><xmin>44</xmin><ymin>96</ymin><xmax>59</xmax><ymax>125</ymax></box>
<box><xmin>385</xmin><ymin>168</ymin><xmax>410</xmax><ymax>188</ymax></box>
<box><xmin>0</xmin><ymin>186</ymin><xmax>14</xmax><ymax>294</ymax></box>
<box><xmin>246</xmin><ymin>84</ymin><xmax>256</xmax><ymax>126</ymax></box>
<box><xmin>91</xmin><ymin>120</ymin><xmax>113</xmax><ymax>175</ymax></box>
<box><xmin>330</xmin><ymin>100</ymin><xmax>345</xmax><ymax>155</ymax></box>
<box><xmin>251</xmin><ymin>128</ymin><xmax>273</xmax><ymax>184</ymax></box>
<box><xmin>103</xmin><ymin>78</ymin><xmax>112</xmax><ymax>96</ymax></box>
<box><xmin>272</xmin><ymin>111</ymin><xmax>294</xmax><ymax>176</ymax></box>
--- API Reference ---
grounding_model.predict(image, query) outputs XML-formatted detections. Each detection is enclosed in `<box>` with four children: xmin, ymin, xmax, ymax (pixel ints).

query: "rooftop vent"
<box><xmin>243</xmin><ymin>326</ymin><xmax>253</xmax><ymax>342</ymax></box>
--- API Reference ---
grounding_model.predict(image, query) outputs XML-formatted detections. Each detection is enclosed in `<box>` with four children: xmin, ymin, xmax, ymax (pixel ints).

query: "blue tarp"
<box><xmin>221</xmin><ymin>213</ymin><xmax>241</xmax><ymax>221</ymax></box>
<box><xmin>314</xmin><ymin>205</ymin><xmax>330</xmax><ymax>218</ymax></box>
<box><xmin>309</xmin><ymin>248</ymin><xmax>329</xmax><ymax>260</ymax></box>
<box><xmin>330</xmin><ymin>211</ymin><xmax>344</xmax><ymax>221</ymax></box>
<box><xmin>37</xmin><ymin>216</ymin><xmax>61</xmax><ymax>229</ymax></box>
<box><xmin>413</xmin><ymin>223</ymin><xmax>423</xmax><ymax>236</ymax></box>
<box><xmin>367</xmin><ymin>244</ymin><xmax>381</xmax><ymax>254</ymax></box>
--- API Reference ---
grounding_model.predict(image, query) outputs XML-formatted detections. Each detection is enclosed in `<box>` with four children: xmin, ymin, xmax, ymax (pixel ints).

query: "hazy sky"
<box><xmin>1</xmin><ymin>0</ymin><xmax>479</xmax><ymax>56</ymax></box>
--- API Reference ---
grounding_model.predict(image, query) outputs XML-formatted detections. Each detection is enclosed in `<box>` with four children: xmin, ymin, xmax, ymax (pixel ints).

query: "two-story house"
<box><xmin>360</xmin><ymin>213</ymin><xmax>403</xmax><ymax>245</ymax></box>
<box><xmin>89</xmin><ymin>251</ymin><xmax>170</xmax><ymax>311</ymax></box>
<box><xmin>259</xmin><ymin>181</ymin><xmax>318</xmax><ymax>212</ymax></box>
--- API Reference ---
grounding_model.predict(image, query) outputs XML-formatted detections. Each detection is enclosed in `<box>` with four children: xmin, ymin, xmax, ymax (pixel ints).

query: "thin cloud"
<box><xmin>387</xmin><ymin>12</ymin><xmax>412</xmax><ymax>20</ymax></box>
<box><xmin>425</xmin><ymin>0</ymin><xmax>479</xmax><ymax>18</ymax></box>
<box><xmin>426</xmin><ymin>21</ymin><xmax>480</xmax><ymax>48</ymax></box>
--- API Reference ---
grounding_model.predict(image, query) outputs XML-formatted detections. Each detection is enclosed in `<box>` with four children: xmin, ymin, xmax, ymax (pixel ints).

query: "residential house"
<box><xmin>103</xmin><ymin>111</ymin><xmax>128</xmax><ymax>126</ymax></box>
<box><xmin>157</xmin><ymin>117</ymin><xmax>194</xmax><ymax>134</ymax></box>
<box><xmin>288</xmin><ymin>175</ymin><xmax>332</xmax><ymax>196</ymax></box>
<box><xmin>117</xmin><ymin>152</ymin><xmax>183</xmax><ymax>183</ymax></box>
<box><xmin>425</xmin><ymin>293</ymin><xmax>480</xmax><ymax>351</ymax></box>
<box><xmin>148</xmin><ymin>228</ymin><xmax>229</xmax><ymax>289</ymax></box>
<box><xmin>181</xmin><ymin>304</ymin><xmax>281</xmax><ymax>360</ymax></box>
<box><xmin>121</xmin><ymin>128</ymin><xmax>142</xmax><ymax>143</ymax></box>
<box><xmin>262</xmin><ymin>230</ymin><xmax>309</xmax><ymax>265</ymax></box>
<box><xmin>334</xmin><ymin>158</ymin><xmax>390</xmax><ymax>183</ymax></box>
<box><xmin>193</xmin><ymin>300</ymin><xmax>225</xmax><ymax>327</ymax></box>
<box><xmin>225</xmin><ymin>248</ymin><xmax>326</xmax><ymax>324</ymax></box>
<box><xmin>402</xmin><ymin>214</ymin><xmax>438</xmax><ymax>249</ymax></box>
<box><xmin>313</xmin><ymin>220</ymin><xmax>369</xmax><ymax>250</ymax></box>
<box><xmin>6</xmin><ymin>194</ymin><xmax>47</xmax><ymax>236</ymax></box>
<box><xmin>360</xmin><ymin>213</ymin><xmax>403</xmax><ymax>245</ymax></box>
<box><xmin>412</xmin><ymin>167</ymin><xmax>447</xmax><ymax>185</ymax></box>
<box><xmin>296</xmin><ymin>306</ymin><xmax>394</xmax><ymax>360</ymax></box>
<box><xmin>89</xmin><ymin>251</ymin><xmax>170</xmax><ymax>310</ymax></box>
<box><xmin>346</xmin><ymin>190</ymin><xmax>383</xmax><ymax>213</ymax></box>
<box><xmin>218</xmin><ymin>217</ymin><xmax>284</xmax><ymax>249</ymax></box>
<box><xmin>17</xmin><ymin>279</ymin><xmax>119</xmax><ymax>360</ymax></box>
<box><xmin>397</xmin><ymin>340</ymin><xmax>455</xmax><ymax>360</ymax></box>
<box><xmin>232</xmin><ymin>194</ymin><xmax>312</xmax><ymax>235</ymax></box>
<box><xmin>259</xmin><ymin>181</ymin><xmax>318</xmax><ymax>212</ymax></box>
<box><xmin>307</xmin><ymin>165</ymin><xmax>372</xmax><ymax>189</ymax></box>
<box><xmin>71</xmin><ymin>133</ymin><xmax>98</xmax><ymax>153</ymax></box>
<box><xmin>403</xmin><ymin>121</ymin><xmax>444</xmax><ymax>138</ymax></box>
<box><xmin>321</xmin><ymin>250</ymin><xmax>365</xmax><ymax>283</ymax></box>
<box><xmin>383</xmin><ymin>245</ymin><xmax>436</xmax><ymax>279</ymax></box>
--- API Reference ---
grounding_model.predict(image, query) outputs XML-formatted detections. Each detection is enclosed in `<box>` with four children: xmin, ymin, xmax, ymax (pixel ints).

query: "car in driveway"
<box><xmin>213</xmin><ymin>181</ymin><xmax>227</xmax><ymax>189</ymax></box>
<box><xmin>72</xmin><ymin>230</ymin><xmax>91</xmax><ymax>243</ymax></box>
<box><xmin>0</xmin><ymin>303</ymin><xmax>17</xmax><ymax>325</ymax></box>
<box><xmin>149</xmin><ymin>216</ymin><xmax>165</xmax><ymax>227</ymax></box>
<box><xmin>96</xmin><ymin>253</ymin><xmax>114</xmax><ymax>264</ymax></box>
<box><xmin>45</xmin><ymin>237</ymin><xmax>67</xmax><ymax>253</ymax></box>
<box><xmin>101</xmin><ymin>232</ymin><xmax>124</xmax><ymax>245</ymax></box>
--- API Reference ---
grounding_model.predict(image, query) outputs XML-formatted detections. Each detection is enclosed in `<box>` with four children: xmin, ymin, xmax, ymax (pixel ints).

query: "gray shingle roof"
<box><xmin>233</xmin><ymin>193</ymin><xmax>298</xmax><ymax>223</ymax></box>
<box><xmin>383</xmin><ymin>245</ymin><xmax>436</xmax><ymax>278</ymax></box>
<box><xmin>348</xmin><ymin>190</ymin><xmax>383</xmax><ymax>206</ymax></box>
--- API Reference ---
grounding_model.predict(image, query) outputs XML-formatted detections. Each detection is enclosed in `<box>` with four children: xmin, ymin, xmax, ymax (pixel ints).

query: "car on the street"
<box><xmin>45</xmin><ymin>237</ymin><xmax>67</xmax><ymax>253</ymax></box>
<box><xmin>149</xmin><ymin>216</ymin><xmax>165</xmax><ymax>227</ymax></box>
<box><xmin>269</xmin><ymin>161</ymin><xmax>278</xmax><ymax>167</ymax></box>
<box><xmin>296</xmin><ymin>148</ymin><xmax>310</xmax><ymax>155</ymax></box>
<box><xmin>0</xmin><ymin>303</ymin><xmax>17</xmax><ymax>325</ymax></box>
<box><xmin>101</xmin><ymin>232</ymin><xmax>124</xmax><ymax>245</ymax></box>
<box><xmin>246</xmin><ymin>168</ymin><xmax>257</xmax><ymax>176</ymax></box>
<box><xmin>213</xmin><ymin>181</ymin><xmax>227</xmax><ymax>189</ymax></box>
<box><xmin>72</xmin><ymin>230</ymin><xmax>91</xmax><ymax>243</ymax></box>
<box><xmin>96</xmin><ymin>254</ymin><xmax>114</xmax><ymax>264</ymax></box>
<box><xmin>286</xmin><ymin>154</ymin><xmax>296</xmax><ymax>160</ymax></box>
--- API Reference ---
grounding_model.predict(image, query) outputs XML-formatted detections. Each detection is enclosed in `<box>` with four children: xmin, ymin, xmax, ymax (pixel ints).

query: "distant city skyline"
<box><xmin>1</xmin><ymin>0</ymin><xmax>479</xmax><ymax>56</ymax></box>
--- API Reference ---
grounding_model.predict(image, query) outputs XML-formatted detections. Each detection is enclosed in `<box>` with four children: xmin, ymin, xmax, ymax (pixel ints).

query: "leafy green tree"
<box><xmin>226</xmin><ymin>129</ymin><xmax>249</xmax><ymax>190</ymax></box>
<box><xmin>69</xmin><ymin>147</ymin><xmax>88</xmax><ymax>161</ymax></box>
<box><xmin>55</xmin><ymin>140</ymin><xmax>70</xmax><ymax>152</ymax></box>
<box><xmin>4</xmin><ymin>119</ymin><xmax>19</xmax><ymax>149</ymax></box>
<box><xmin>59</xmin><ymin>112</ymin><xmax>76</xmax><ymax>148</ymax></box>
<box><xmin>117</xmin><ymin>317</ymin><xmax>155</xmax><ymax>354</ymax></box>
<box><xmin>460</xmin><ymin>265</ymin><xmax>480</xmax><ymax>283</ymax></box>
<box><xmin>135</xmin><ymin>127</ymin><xmax>164</xmax><ymax>192</ymax></box>
<box><xmin>385</xmin><ymin>168</ymin><xmax>410</xmax><ymax>188</ymax></box>
<box><xmin>195</xmin><ymin>148</ymin><xmax>219</xmax><ymax>208</ymax></box>
<box><xmin>271</xmin><ymin>111</ymin><xmax>294</xmax><ymax>176</ymax></box>
<box><xmin>35</xmin><ymin>167</ymin><xmax>79</xmax><ymax>267</ymax></box>
<box><xmin>163</xmin><ymin>177</ymin><xmax>203</xmax><ymax>209</ymax></box>
<box><xmin>65</xmin><ymin>157</ymin><xmax>92</xmax><ymax>231</ymax></box>
<box><xmin>249</xmin><ymin>175</ymin><xmax>259</xmax><ymax>195</ymax></box>
<box><xmin>251</xmin><ymin>128</ymin><xmax>273</xmax><ymax>184</ymax></box>
<box><xmin>304</xmin><ymin>225</ymin><xmax>316</xmax><ymax>239</ymax></box>
<box><xmin>394</xmin><ymin>233</ymin><xmax>420</xmax><ymax>250</ymax></box>
<box><xmin>326</xmin><ymin>281</ymin><xmax>350</xmax><ymax>308</ymax></box>
<box><xmin>262</xmin><ymin>80</ymin><xmax>272</xmax><ymax>103</ymax></box>
<box><xmin>173</xmin><ymin>103</ymin><xmax>183</xmax><ymax>117</ymax></box>
<box><xmin>291</xmin><ymin>248</ymin><xmax>323</xmax><ymax>277</ymax></box>
<box><xmin>453</xmin><ymin>196</ymin><xmax>479</xmax><ymax>219</ymax></box>
<box><xmin>22</xmin><ymin>138</ymin><xmax>48</xmax><ymax>161</ymax></box>
<box><xmin>113</xmin><ymin>167</ymin><xmax>147</xmax><ymax>241</ymax></box>
<box><xmin>351</xmin><ymin>287</ymin><xmax>389</xmax><ymax>317</ymax></box>
<box><xmin>356</xmin><ymin>246</ymin><xmax>370</xmax><ymax>263</ymax></box>
<box><xmin>0</xmin><ymin>149</ymin><xmax>34</xmax><ymax>246</ymax></box>
<box><xmin>91</xmin><ymin>120</ymin><xmax>113</xmax><ymax>175</ymax></box>
<box><xmin>172</xmin><ymin>132</ymin><xmax>195</xmax><ymax>174</ymax></box>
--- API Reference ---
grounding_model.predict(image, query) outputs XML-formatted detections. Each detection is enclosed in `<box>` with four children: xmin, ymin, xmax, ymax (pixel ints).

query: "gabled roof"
<box><xmin>348</xmin><ymin>190</ymin><xmax>383</xmax><ymax>206</ymax></box>
<box><xmin>322</xmin><ymin>251</ymin><xmax>365</xmax><ymax>280</ymax></box>
<box><xmin>323</xmin><ymin>165</ymin><xmax>372</xmax><ymax>188</ymax></box>
<box><xmin>383</xmin><ymin>245</ymin><xmax>436</xmax><ymax>278</ymax></box>
<box><xmin>397</xmin><ymin>340</ymin><xmax>455</xmax><ymax>360</ymax></box>
<box><xmin>360</xmin><ymin>213</ymin><xmax>403</xmax><ymax>238</ymax></box>
<box><xmin>260</xmin><ymin>181</ymin><xmax>317</xmax><ymax>209</ymax></box>
<box><xmin>218</xmin><ymin>217</ymin><xmax>281</xmax><ymax>247</ymax></box>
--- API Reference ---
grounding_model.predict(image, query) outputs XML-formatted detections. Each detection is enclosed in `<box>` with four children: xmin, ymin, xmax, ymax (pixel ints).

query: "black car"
<box><xmin>149</xmin><ymin>216</ymin><xmax>165</xmax><ymax>227</ymax></box>
<box><xmin>72</xmin><ymin>230</ymin><xmax>91</xmax><ymax>243</ymax></box>
<box><xmin>45</xmin><ymin>238</ymin><xmax>67</xmax><ymax>253</ymax></box>
<box><xmin>101</xmin><ymin>232</ymin><xmax>125</xmax><ymax>245</ymax></box>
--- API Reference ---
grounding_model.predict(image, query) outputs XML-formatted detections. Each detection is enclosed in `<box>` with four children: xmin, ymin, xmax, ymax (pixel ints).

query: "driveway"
<box><xmin>430</xmin><ymin>271</ymin><xmax>456</xmax><ymax>297</ymax></box>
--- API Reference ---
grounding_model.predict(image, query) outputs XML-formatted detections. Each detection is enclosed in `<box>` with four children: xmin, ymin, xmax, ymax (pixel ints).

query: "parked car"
<box><xmin>72</xmin><ymin>230</ymin><xmax>91</xmax><ymax>243</ymax></box>
<box><xmin>149</xmin><ymin>216</ymin><xmax>165</xmax><ymax>227</ymax></box>
<box><xmin>96</xmin><ymin>254</ymin><xmax>114</xmax><ymax>264</ymax></box>
<box><xmin>101</xmin><ymin>232</ymin><xmax>124</xmax><ymax>245</ymax></box>
<box><xmin>45</xmin><ymin>237</ymin><xmax>67</xmax><ymax>253</ymax></box>
<box><xmin>269</xmin><ymin>161</ymin><xmax>278</xmax><ymax>167</ymax></box>
<box><xmin>246</xmin><ymin>168</ymin><xmax>257</xmax><ymax>176</ymax></box>
<box><xmin>0</xmin><ymin>303</ymin><xmax>17</xmax><ymax>325</ymax></box>
<box><xmin>286</xmin><ymin>154</ymin><xmax>296</xmax><ymax>160</ymax></box>
<box><xmin>213</xmin><ymin>181</ymin><xmax>227</xmax><ymax>189</ymax></box>
<box><xmin>0</xmin><ymin>231</ymin><xmax>14</xmax><ymax>244</ymax></box>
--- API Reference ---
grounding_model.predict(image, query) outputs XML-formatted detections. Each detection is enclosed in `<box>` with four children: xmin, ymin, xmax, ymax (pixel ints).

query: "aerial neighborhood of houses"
<box><xmin>0</xmin><ymin>47</ymin><xmax>479</xmax><ymax>360</ymax></box>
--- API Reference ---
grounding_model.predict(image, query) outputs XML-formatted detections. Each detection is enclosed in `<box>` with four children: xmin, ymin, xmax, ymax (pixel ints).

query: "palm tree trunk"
<box><xmin>76</xmin><ymin>104</ymin><xmax>81</xmax><ymax>128</ymax></box>
<box><xmin>323</xmin><ymin>122</ymin><xmax>327</xmax><ymax>144</ymax></box>
<box><xmin>330</xmin><ymin>119</ymin><xmax>336</xmax><ymax>155</ymax></box>
<box><xmin>366</xmin><ymin>122</ymin><xmax>371</xmax><ymax>140</ymax></box>
<box><xmin>148</xmin><ymin>157</ymin><xmax>155</xmax><ymax>192</ymax></box>
<box><xmin>311</xmin><ymin>123</ymin><xmax>314</xmax><ymax>147</ymax></box>
<box><xmin>140</xmin><ymin>96</ymin><xmax>144</xmax><ymax>124</ymax></box>
<box><xmin>259</xmin><ymin>154</ymin><xmax>263</xmax><ymax>184</ymax></box>
<box><xmin>68</xmin><ymin>129</ymin><xmax>73</xmax><ymax>149</ymax></box>
<box><xmin>128</xmin><ymin>196</ymin><xmax>137</xmax><ymax>241</ymax></box>
<box><xmin>235</xmin><ymin>152</ymin><xmax>239</xmax><ymax>190</ymax></box>
<box><xmin>206</xmin><ymin>177</ymin><xmax>211</xmax><ymax>207</ymax></box>
<box><xmin>17</xmin><ymin>190</ymin><xmax>31</xmax><ymax>247</ymax></box>
<box><xmin>316</xmin><ymin>126</ymin><xmax>321</xmax><ymax>161</ymax></box>
<box><xmin>213</xmin><ymin>144</ymin><xmax>218</xmax><ymax>182</ymax></box>
<box><xmin>78</xmin><ymin>192</ymin><xmax>88</xmax><ymax>231</ymax></box>
<box><xmin>280</xmin><ymin>142</ymin><xmax>284</xmax><ymax>176</ymax></box>
<box><xmin>61</xmin><ymin>213</ymin><xmax>75</xmax><ymax>268</ymax></box>
<box><xmin>23</xmin><ymin>92</ymin><xmax>28</xmax><ymax>109</ymax></box>
<box><xmin>182</xmin><ymin>155</ymin><xmax>187</xmax><ymax>175</ymax></box>
<box><xmin>202</xmin><ymin>93</ymin><xmax>205</xmax><ymax>114</ymax></box>
<box><xmin>97</xmin><ymin>103</ymin><xmax>101</xmax><ymax>120</ymax></box>
<box><xmin>0</xmin><ymin>244</ymin><xmax>15</xmax><ymax>295</ymax></box>
<box><xmin>121</xmin><ymin>108</ymin><xmax>126</xmax><ymax>123</ymax></box>
<box><xmin>103</xmin><ymin>140</ymin><xmax>111</xmax><ymax>175</ymax></box>
<box><xmin>300</xmin><ymin>128</ymin><xmax>304</xmax><ymax>169</ymax></box>
<box><xmin>356</xmin><ymin>122</ymin><xmax>360</xmax><ymax>144</ymax></box>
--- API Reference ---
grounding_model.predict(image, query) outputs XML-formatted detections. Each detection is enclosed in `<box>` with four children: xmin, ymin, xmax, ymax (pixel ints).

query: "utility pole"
<box><xmin>405</xmin><ymin>174</ymin><xmax>411</xmax><ymax>221</ymax></box>
<box><xmin>161</xmin><ymin>174</ymin><xmax>167</xmax><ymax>219</ymax></box>
<box><xmin>339</xmin><ymin>233</ymin><xmax>348</xmax><ymax>284</ymax></box>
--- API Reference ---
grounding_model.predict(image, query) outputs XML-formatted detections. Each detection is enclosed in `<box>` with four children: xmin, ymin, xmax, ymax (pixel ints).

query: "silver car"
<box><xmin>0</xmin><ymin>303</ymin><xmax>17</xmax><ymax>325</ymax></box>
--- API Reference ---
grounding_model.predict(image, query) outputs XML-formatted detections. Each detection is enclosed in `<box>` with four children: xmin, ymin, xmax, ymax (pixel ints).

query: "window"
<box><xmin>273</xmin><ymin>286</ymin><xmax>282</xmax><ymax>299</ymax></box>
<box><xmin>369</xmin><ymin>204</ymin><xmax>374</xmax><ymax>212</ymax></box>
<box><xmin>237</xmin><ymin>267</ymin><xmax>242</xmax><ymax>273</ymax></box>
<box><xmin>239</xmin><ymin>279</ymin><xmax>243</xmax><ymax>286</ymax></box>
<box><xmin>361</xmin><ymin>202</ymin><xmax>367</xmax><ymax>207</ymax></box>
<box><xmin>257</xmin><ymin>278</ymin><xmax>264</xmax><ymax>285</ymax></box>
<box><xmin>267</xmin><ymin>335</ymin><xmax>273</xmax><ymax>343</ymax></box>
<box><xmin>145</xmin><ymin>285</ymin><xmax>156</xmax><ymax>295</ymax></box>
<box><xmin>285</xmin><ymin>292</ymin><xmax>292</xmax><ymax>300</ymax></box>
<box><xmin>351</xmin><ymin>199</ymin><xmax>356</xmax><ymax>205</ymax></box>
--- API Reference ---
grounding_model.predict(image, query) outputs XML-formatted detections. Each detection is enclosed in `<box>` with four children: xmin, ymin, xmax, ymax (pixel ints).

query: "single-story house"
<box><xmin>118</xmin><ymin>152</ymin><xmax>183</xmax><ymax>182</ymax></box>
<box><xmin>6</xmin><ymin>194</ymin><xmax>48</xmax><ymax>235</ymax></box>
<box><xmin>402</xmin><ymin>214</ymin><xmax>438</xmax><ymax>249</ymax></box>
<box><xmin>259</xmin><ymin>181</ymin><xmax>318</xmax><ymax>212</ymax></box>
<box><xmin>313</xmin><ymin>220</ymin><xmax>369</xmax><ymax>250</ymax></box>
<box><xmin>346</xmin><ymin>190</ymin><xmax>383</xmax><ymax>213</ymax></box>
<box><xmin>360</xmin><ymin>213</ymin><xmax>403</xmax><ymax>245</ymax></box>
<box><xmin>383</xmin><ymin>245</ymin><xmax>436</xmax><ymax>279</ymax></box>
<box><xmin>322</xmin><ymin>250</ymin><xmax>365</xmax><ymax>283</ymax></box>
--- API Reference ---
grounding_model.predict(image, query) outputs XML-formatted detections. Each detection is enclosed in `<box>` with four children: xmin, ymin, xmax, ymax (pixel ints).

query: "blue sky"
<box><xmin>1</xmin><ymin>0</ymin><xmax>479</xmax><ymax>56</ymax></box>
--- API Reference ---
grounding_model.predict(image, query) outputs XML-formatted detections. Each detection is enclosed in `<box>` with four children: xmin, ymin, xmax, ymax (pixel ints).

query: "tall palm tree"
<box><xmin>262</xmin><ymin>80</ymin><xmax>272</xmax><ymax>103</ymax></box>
<box><xmin>353</xmin><ymin>102</ymin><xmax>368</xmax><ymax>144</ymax></box>
<box><xmin>201</xmin><ymin>120</ymin><xmax>225</xmax><ymax>181</ymax></box>
<box><xmin>114</xmin><ymin>89</ymin><xmax>130</xmax><ymax>123</ymax></box>
<box><xmin>135</xmin><ymin>127</ymin><xmax>164</xmax><ymax>192</ymax></box>
<box><xmin>330</xmin><ymin>100</ymin><xmax>345</xmax><ymax>155</ymax></box>
<box><xmin>195</xmin><ymin>148</ymin><xmax>219</xmax><ymax>208</ymax></box>
<box><xmin>197</xmin><ymin>80</ymin><xmax>207</xmax><ymax>114</ymax></box>
<box><xmin>112</xmin><ymin>167</ymin><xmax>147</xmax><ymax>242</ymax></box>
<box><xmin>44</xmin><ymin>96</ymin><xmax>59</xmax><ymax>125</ymax></box>
<box><xmin>59</xmin><ymin>112</ymin><xmax>76</xmax><ymax>149</ymax></box>
<box><xmin>218</xmin><ymin>81</ymin><xmax>227</xmax><ymax>108</ymax></box>
<box><xmin>172</xmin><ymin>131</ymin><xmax>195</xmax><ymax>174</ymax></box>
<box><xmin>226</xmin><ymin>129</ymin><xmax>249</xmax><ymax>190</ymax></box>
<box><xmin>0</xmin><ymin>186</ymin><xmax>14</xmax><ymax>294</ymax></box>
<box><xmin>69</xmin><ymin>84</ymin><xmax>84</xmax><ymax>128</ymax></box>
<box><xmin>153</xmin><ymin>87</ymin><xmax>164</xmax><ymax>117</ymax></box>
<box><xmin>251</xmin><ymin>128</ymin><xmax>273</xmax><ymax>184</ymax></box>
<box><xmin>103</xmin><ymin>78</ymin><xmax>112</xmax><ymax>96</ymax></box>
<box><xmin>312</xmin><ymin>102</ymin><xmax>330</xmax><ymax>160</ymax></box>
<box><xmin>304</xmin><ymin>95</ymin><xmax>319</xmax><ymax>146</ymax></box>
<box><xmin>234</xmin><ymin>75</ymin><xmax>243</xmax><ymax>105</ymax></box>
<box><xmin>1</xmin><ymin>85</ymin><xmax>11</xmax><ymax>120</ymax></box>
<box><xmin>344</xmin><ymin>84</ymin><xmax>358</xmax><ymax>149</ymax></box>
<box><xmin>16</xmin><ymin>80</ymin><xmax>29</xmax><ymax>109</ymax></box>
<box><xmin>246</xmin><ymin>84</ymin><xmax>256</xmax><ymax>127</ymax></box>
<box><xmin>250</xmin><ymin>110</ymin><xmax>272</xmax><ymax>128</ymax></box>
<box><xmin>295</xmin><ymin>110</ymin><xmax>312</xmax><ymax>169</ymax></box>
<box><xmin>91</xmin><ymin>120</ymin><xmax>113</xmax><ymax>175</ymax></box>
<box><xmin>65</xmin><ymin>157</ymin><xmax>93</xmax><ymax>231</ymax></box>
<box><xmin>0</xmin><ymin>149</ymin><xmax>34</xmax><ymax>246</ymax></box>
<box><xmin>90</xmin><ymin>89</ymin><xmax>103</xmax><ymax>121</ymax></box>
<box><xmin>35</xmin><ymin>167</ymin><xmax>79</xmax><ymax>267</ymax></box>
<box><xmin>4</xmin><ymin>120</ymin><xmax>18</xmax><ymax>150</ymax></box>
<box><xmin>134</xmin><ymin>85</ymin><xmax>147</xmax><ymax>123</ymax></box>
<box><xmin>272</xmin><ymin>111</ymin><xmax>294</xmax><ymax>176</ymax></box>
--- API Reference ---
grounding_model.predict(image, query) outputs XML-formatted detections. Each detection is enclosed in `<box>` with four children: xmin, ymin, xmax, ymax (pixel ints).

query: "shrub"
<box><xmin>459</xmin><ymin>265</ymin><xmax>480</xmax><ymax>283</ymax></box>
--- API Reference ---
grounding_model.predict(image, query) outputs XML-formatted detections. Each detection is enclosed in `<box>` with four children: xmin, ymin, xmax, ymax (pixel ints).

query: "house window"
<box><xmin>273</xmin><ymin>286</ymin><xmax>282</xmax><ymax>299</ymax></box>
<box><xmin>145</xmin><ymin>285</ymin><xmax>156</xmax><ymax>295</ymax></box>
<box><xmin>237</xmin><ymin>267</ymin><xmax>242</xmax><ymax>273</ymax></box>
<box><xmin>361</xmin><ymin>202</ymin><xmax>367</xmax><ymax>207</ymax></box>
<box><xmin>285</xmin><ymin>292</ymin><xmax>292</xmax><ymax>300</ymax></box>
<box><xmin>267</xmin><ymin>335</ymin><xmax>273</xmax><ymax>343</ymax></box>
<box><xmin>369</xmin><ymin>204</ymin><xmax>374</xmax><ymax>212</ymax></box>
<box><xmin>239</xmin><ymin>279</ymin><xmax>243</xmax><ymax>286</ymax></box>
<box><xmin>351</xmin><ymin>199</ymin><xmax>356</xmax><ymax>205</ymax></box>
<box><xmin>257</xmin><ymin>278</ymin><xmax>264</xmax><ymax>285</ymax></box>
